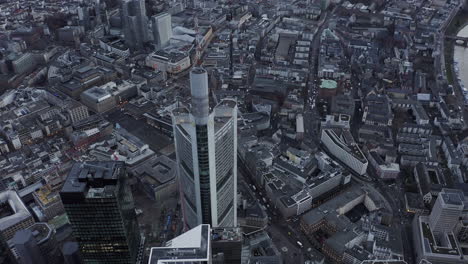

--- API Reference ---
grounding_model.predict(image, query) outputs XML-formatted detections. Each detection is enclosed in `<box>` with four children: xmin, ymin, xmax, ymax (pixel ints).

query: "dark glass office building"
<box><xmin>60</xmin><ymin>161</ymin><xmax>140</xmax><ymax>264</ymax></box>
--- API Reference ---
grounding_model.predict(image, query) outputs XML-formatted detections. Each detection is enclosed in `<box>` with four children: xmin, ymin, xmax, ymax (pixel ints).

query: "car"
<box><xmin>296</xmin><ymin>241</ymin><xmax>303</xmax><ymax>248</ymax></box>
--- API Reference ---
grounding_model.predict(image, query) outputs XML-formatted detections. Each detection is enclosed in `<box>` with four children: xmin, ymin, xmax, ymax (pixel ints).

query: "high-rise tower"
<box><xmin>429</xmin><ymin>188</ymin><xmax>464</xmax><ymax>236</ymax></box>
<box><xmin>60</xmin><ymin>161</ymin><xmax>140</xmax><ymax>264</ymax></box>
<box><xmin>151</xmin><ymin>13</ymin><xmax>172</xmax><ymax>49</ymax></box>
<box><xmin>122</xmin><ymin>0</ymin><xmax>148</xmax><ymax>50</ymax></box>
<box><xmin>173</xmin><ymin>68</ymin><xmax>237</xmax><ymax>229</ymax></box>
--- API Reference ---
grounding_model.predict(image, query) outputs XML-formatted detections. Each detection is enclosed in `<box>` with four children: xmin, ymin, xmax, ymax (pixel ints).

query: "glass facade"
<box><xmin>61</xmin><ymin>164</ymin><xmax>140</xmax><ymax>264</ymax></box>
<box><xmin>196</xmin><ymin>125</ymin><xmax>212</xmax><ymax>225</ymax></box>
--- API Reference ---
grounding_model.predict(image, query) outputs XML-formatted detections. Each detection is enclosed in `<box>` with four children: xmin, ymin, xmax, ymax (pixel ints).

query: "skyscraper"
<box><xmin>429</xmin><ymin>188</ymin><xmax>464</xmax><ymax>236</ymax></box>
<box><xmin>172</xmin><ymin>68</ymin><xmax>237</xmax><ymax>229</ymax></box>
<box><xmin>122</xmin><ymin>0</ymin><xmax>148</xmax><ymax>50</ymax></box>
<box><xmin>151</xmin><ymin>13</ymin><xmax>172</xmax><ymax>49</ymax></box>
<box><xmin>60</xmin><ymin>161</ymin><xmax>140</xmax><ymax>264</ymax></box>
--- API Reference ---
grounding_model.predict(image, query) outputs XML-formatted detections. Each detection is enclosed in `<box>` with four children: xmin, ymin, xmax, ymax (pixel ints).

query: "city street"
<box><xmin>238</xmin><ymin>155</ymin><xmax>315</xmax><ymax>261</ymax></box>
<box><xmin>366</xmin><ymin>168</ymin><xmax>415</xmax><ymax>263</ymax></box>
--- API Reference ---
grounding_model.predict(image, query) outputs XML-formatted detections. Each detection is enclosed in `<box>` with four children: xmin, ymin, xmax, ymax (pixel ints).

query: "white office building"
<box><xmin>148</xmin><ymin>224</ymin><xmax>211</xmax><ymax>264</ymax></box>
<box><xmin>152</xmin><ymin>13</ymin><xmax>172</xmax><ymax>49</ymax></box>
<box><xmin>173</xmin><ymin>68</ymin><xmax>237</xmax><ymax>229</ymax></box>
<box><xmin>429</xmin><ymin>189</ymin><xmax>464</xmax><ymax>235</ymax></box>
<box><xmin>321</xmin><ymin>128</ymin><xmax>368</xmax><ymax>175</ymax></box>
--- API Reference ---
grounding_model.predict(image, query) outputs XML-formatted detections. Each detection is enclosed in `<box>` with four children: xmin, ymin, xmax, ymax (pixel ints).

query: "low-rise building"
<box><xmin>32</xmin><ymin>184</ymin><xmax>65</xmax><ymax>221</ymax></box>
<box><xmin>80</xmin><ymin>86</ymin><xmax>115</xmax><ymax>113</ymax></box>
<box><xmin>367</xmin><ymin>151</ymin><xmax>400</xmax><ymax>180</ymax></box>
<box><xmin>146</xmin><ymin>50</ymin><xmax>191</xmax><ymax>74</ymax></box>
<box><xmin>130</xmin><ymin>155</ymin><xmax>177</xmax><ymax>201</ymax></box>
<box><xmin>321</xmin><ymin>128</ymin><xmax>368</xmax><ymax>175</ymax></box>
<box><xmin>148</xmin><ymin>224</ymin><xmax>211</xmax><ymax>263</ymax></box>
<box><xmin>0</xmin><ymin>191</ymin><xmax>35</xmax><ymax>242</ymax></box>
<box><xmin>8</xmin><ymin>223</ymin><xmax>61</xmax><ymax>264</ymax></box>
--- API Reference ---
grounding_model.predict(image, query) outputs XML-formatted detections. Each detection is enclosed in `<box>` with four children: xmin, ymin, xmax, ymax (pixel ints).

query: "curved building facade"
<box><xmin>172</xmin><ymin>68</ymin><xmax>237</xmax><ymax>229</ymax></box>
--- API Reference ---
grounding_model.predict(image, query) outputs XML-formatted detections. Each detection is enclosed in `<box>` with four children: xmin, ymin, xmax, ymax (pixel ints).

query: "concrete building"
<box><xmin>122</xmin><ymin>0</ymin><xmax>149</xmax><ymax>50</ymax></box>
<box><xmin>367</xmin><ymin>151</ymin><xmax>400</xmax><ymax>180</ymax></box>
<box><xmin>146</xmin><ymin>50</ymin><xmax>191</xmax><ymax>74</ymax></box>
<box><xmin>113</xmin><ymin>126</ymin><xmax>154</xmax><ymax>165</ymax></box>
<box><xmin>67</xmin><ymin>103</ymin><xmax>89</xmax><ymax>124</ymax></box>
<box><xmin>307</xmin><ymin>170</ymin><xmax>351</xmax><ymax>199</ymax></box>
<box><xmin>0</xmin><ymin>191</ymin><xmax>35</xmax><ymax>242</ymax></box>
<box><xmin>414</xmin><ymin>163</ymin><xmax>448</xmax><ymax>204</ymax></box>
<box><xmin>33</xmin><ymin>184</ymin><xmax>65</xmax><ymax>221</ymax></box>
<box><xmin>11</xmin><ymin>229</ymin><xmax>46</xmax><ymax>264</ymax></box>
<box><xmin>429</xmin><ymin>189</ymin><xmax>464</xmax><ymax>236</ymax></box>
<box><xmin>148</xmin><ymin>224</ymin><xmax>211</xmax><ymax>264</ymax></box>
<box><xmin>321</xmin><ymin>114</ymin><xmax>351</xmax><ymax>129</ymax></box>
<box><xmin>241</xmin><ymin>230</ymin><xmax>282</xmax><ymax>263</ymax></box>
<box><xmin>11</xmin><ymin>53</ymin><xmax>37</xmax><ymax>75</ymax></box>
<box><xmin>413</xmin><ymin>215</ymin><xmax>467</xmax><ymax>264</ymax></box>
<box><xmin>80</xmin><ymin>80</ymin><xmax>139</xmax><ymax>114</ymax></box>
<box><xmin>211</xmin><ymin>227</ymin><xmax>242</xmax><ymax>264</ymax></box>
<box><xmin>80</xmin><ymin>86</ymin><xmax>116</xmax><ymax>113</ymax></box>
<box><xmin>321</xmin><ymin>128</ymin><xmax>368</xmax><ymax>175</ymax></box>
<box><xmin>172</xmin><ymin>68</ymin><xmax>237</xmax><ymax>229</ymax></box>
<box><xmin>151</xmin><ymin>13</ymin><xmax>172</xmax><ymax>49</ymax></box>
<box><xmin>300</xmin><ymin>185</ymin><xmax>394</xmax><ymax>263</ymax></box>
<box><xmin>296</xmin><ymin>113</ymin><xmax>304</xmax><ymax>140</ymax></box>
<box><xmin>318</xmin><ymin>79</ymin><xmax>338</xmax><ymax>98</ymax></box>
<box><xmin>62</xmin><ymin>242</ymin><xmax>82</xmax><ymax>264</ymax></box>
<box><xmin>130</xmin><ymin>155</ymin><xmax>177</xmax><ymax>201</ymax></box>
<box><xmin>98</xmin><ymin>36</ymin><xmax>130</xmax><ymax>58</ymax></box>
<box><xmin>9</xmin><ymin>223</ymin><xmax>60</xmax><ymax>264</ymax></box>
<box><xmin>413</xmin><ymin>189</ymin><xmax>468</xmax><ymax>264</ymax></box>
<box><xmin>362</xmin><ymin>94</ymin><xmax>393</xmax><ymax>127</ymax></box>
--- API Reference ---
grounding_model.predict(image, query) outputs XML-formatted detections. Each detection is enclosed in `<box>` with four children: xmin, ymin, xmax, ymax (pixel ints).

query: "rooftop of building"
<box><xmin>60</xmin><ymin>161</ymin><xmax>124</xmax><ymax>196</ymax></box>
<box><xmin>149</xmin><ymin>224</ymin><xmax>210</xmax><ymax>263</ymax></box>
<box><xmin>34</xmin><ymin>184</ymin><xmax>61</xmax><ymax>207</ymax></box>
<box><xmin>440</xmin><ymin>188</ymin><xmax>464</xmax><ymax>207</ymax></box>
<box><xmin>130</xmin><ymin>155</ymin><xmax>176</xmax><ymax>188</ymax></box>
<box><xmin>81</xmin><ymin>86</ymin><xmax>112</xmax><ymax>102</ymax></box>
<box><xmin>0</xmin><ymin>190</ymin><xmax>31</xmax><ymax>232</ymax></box>
<box><xmin>213</xmin><ymin>98</ymin><xmax>237</xmax><ymax>129</ymax></box>
<box><xmin>417</xmin><ymin>216</ymin><xmax>461</xmax><ymax>256</ymax></box>
<box><xmin>242</xmin><ymin>230</ymin><xmax>281</xmax><ymax>263</ymax></box>
<box><xmin>320</xmin><ymin>79</ymin><xmax>338</xmax><ymax>89</ymax></box>
<box><xmin>302</xmin><ymin>184</ymin><xmax>367</xmax><ymax>226</ymax></box>
<box><xmin>151</xmin><ymin>48</ymin><xmax>189</xmax><ymax>63</ymax></box>
<box><xmin>322</xmin><ymin>128</ymin><xmax>367</xmax><ymax>163</ymax></box>
<box><xmin>211</xmin><ymin>227</ymin><xmax>242</xmax><ymax>242</ymax></box>
<box><xmin>114</xmin><ymin>126</ymin><xmax>147</xmax><ymax>150</ymax></box>
<box><xmin>10</xmin><ymin>222</ymin><xmax>53</xmax><ymax>246</ymax></box>
<box><xmin>241</xmin><ymin>112</ymin><xmax>270</xmax><ymax>125</ymax></box>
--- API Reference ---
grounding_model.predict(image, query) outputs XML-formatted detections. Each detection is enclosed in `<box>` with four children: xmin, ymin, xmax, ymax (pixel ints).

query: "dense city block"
<box><xmin>0</xmin><ymin>0</ymin><xmax>467</xmax><ymax>263</ymax></box>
